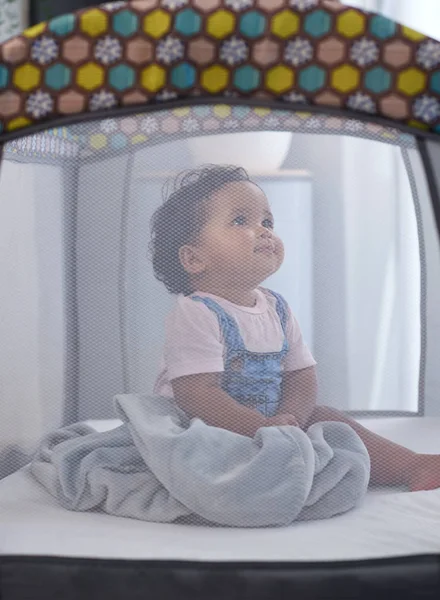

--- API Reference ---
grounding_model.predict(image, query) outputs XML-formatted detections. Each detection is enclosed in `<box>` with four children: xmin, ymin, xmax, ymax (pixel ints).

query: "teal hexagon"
<box><xmin>171</xmin><ymin>63</ymin><xmax>196</xmax><ymax>89</ymax></box>
<box><xmin>48</xmin><ymin>13</ymin><xmax>75</xmax><ymax>36</ymax></box>
<box><xmin>239</xmin><ymin>11</ymin><xmax>266</xmax><ymax>38</ymax></box>
<box><xmin>369</xmin><ymin>15</ymin><xmax>397</xmax><ymax>39</ymax></box>
<box><xmin>175</xmin><ymin>9</ymin><xmax>202</xmax><ymax>36</ymax></box>
<box><xmin>231</xmin><ymin>105</ymin><xmax>250</xmax><ymax>119</ymax></box>
<box><xmin>112</xmin><ymin>10</ymin><xmax>139</xmax><ymax>37</ymax></box>
<box><xmin>430</xmin><ymin>71</ymin><xmax>440</xmax><ymax>94</ymax></box>
<box><xmin>299</xmin><ymin>65</ymin><xmax>325</xmax><ymax>92</ymax></box>
<box><xmin>111</xmin><ymin>133</ymin><xmax>128</xmax><ymax>150</ymax></box>
<box><xmin>234</xmin><ymin>66</ymin><xmax>261</xmax><ymax>92</ymax></box>
<box><xmin>45</xmin><ymin>63</ymin><xmax>72</xmax><ymax>90</ymax></box>
<box><xmin>0</xmin><ymin>65</ymin><xmax>9</xmax><ymax>88</ymax></box>
<box><xmin>365</xmin><ymin>66</ymin><xmax>392</xmax><ymax>94</ymax></box>
<box><xmin>304</xmin><ymin>10</ymin><xmax>332</xmax><ymax>38</ymax></box>
<box><xmin>109</xmin><ymin>64</ymin><xmax>135</xmax><ymax>91</ymax></box>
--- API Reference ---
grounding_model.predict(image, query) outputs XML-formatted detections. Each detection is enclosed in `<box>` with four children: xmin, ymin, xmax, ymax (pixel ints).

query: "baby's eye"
<box><xmin>232</xmin><ymin>215</ymin><xmax>246</xmax><ymax>226</ymax></box>
<box><xmin>262</xmin><ymin>218</ymin><xmax>274</xmax><ymax>229</ymax></box>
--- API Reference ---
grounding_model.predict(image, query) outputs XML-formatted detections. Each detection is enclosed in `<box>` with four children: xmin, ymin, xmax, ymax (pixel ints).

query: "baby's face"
<box><xmin>196</xmin><ymin>181</ymin><xmax>284</xmax><ymax>288</ymax></box>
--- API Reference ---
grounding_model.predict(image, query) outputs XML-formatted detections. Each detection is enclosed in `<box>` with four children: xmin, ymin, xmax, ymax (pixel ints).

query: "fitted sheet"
<box><xmin>1</xmin><ymin>417</ymin><xmax>440</xmax><ymax>562</ymax></box>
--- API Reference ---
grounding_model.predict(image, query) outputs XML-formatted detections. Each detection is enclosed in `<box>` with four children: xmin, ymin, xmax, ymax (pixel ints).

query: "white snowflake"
<box><xmin>414</xmin><ymin>96</ymin><xmax>440</xmax><ymax>123</ymax></box>
<box><xmin>95</xmin><ymin>36</ymin><xmax>122</xmax><ymax>65</ymax></box>
<box><xmin>25</xmin><ymin>91</ymin><xmax>54</xmax><ymax>119</ymax></box>
<box><xmin>31</xmin><ymin>37</ymin><xmax>58</xmax><ymax>65</ymax></box>
<box><xmin>345</xmin><ymin>119</ymin><xmax>364</xmax><ymax>133</ymax></box>
<box><xmin>156</xmin><ymin>89</ymin><xmax>178</xmax><ymax>101</ymax></box>
<box><xmin>283</xmin><ymin>91</ymin><xmax>307</xmax><ymax>104</ymax></box>
<box><xmin>264</xmin><ymin>116</ymin><xmax>280</xmax><ymax>128</ymax></box>
<box><xmin>223</xmin><ymin>90</ymin><xmax>239</xmax><ymax>98</ymax></box>
<box><xmin>347</xmin><ymin>92</ymin><xmax>376</xmax><ymax>114</ymax></box>
<box><xmin>417</xmin><ymin>40</ymin><xmax>440</xmax><ymax>70</ymax></box>
<box><xmin>156</xmin><ymin>37</ymin><xmax>185</xmax><ymax>64</ymax></box>
<box><xmin>225</xmin><ymin>0</ymin><xmax>254</xmax><ymax>10</ymax></box>
<box><xmin>284</xmin><ymin>38</ymin><xmax>313</xmax><ymax>66</ymax></box>
<box><xmin>101</xmin><ymin>1</ymin><xmax>127</xmax><ymax>10</ymax></box>
<box><xmin>90</xmin><ymin>91</ymin><xmax>117</xmax><ymax>111</ymax></box>
<box><xmin>289</xmin><ymin>0</ymin><xmax>318</xmax><ymax>10</ymax></box>
<box><xmin>182</xmin><ymin>118</ymin><xmax>199</xmax><ymax>132</ymax></box>
<box><xmin>141</xmin><ymin>116</ymin><xmax>159</xmax><ymax>133</ymax></box>
<box><xmin>305</xmin><ymin>117</ymin><xmax>321</xmax><ymax>129</ymax></box>
<box><xmin>224</xmin><ymin>118</ymin><xmax>239</xmax><ymax>128</ymax></box>
<box><xmin>220</xmin><ymin>37</ymin><xmax>248</xmax><ymax>65</ymax></box>
<box><xmin>350</xmin><ymin>38</ymin><xmax>379</xmax><ymax>67</ymax></box>
<box><xmin>160</xmin><ymin>0</ymin><xmax>188</xmax><ymax>9</ymax></box>
<box><xmin>100</xmin><ymin>119</ymin><xmax>118</xmax><ymax>133</ymax></box>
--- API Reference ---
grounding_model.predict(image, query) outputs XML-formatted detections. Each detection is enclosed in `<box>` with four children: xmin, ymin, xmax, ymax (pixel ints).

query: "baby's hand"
<box><xmin>409</xmin><ymin>454</ymin><xmax>440</xmax><ymax>492</ymax></box>
<box><xmin>265</xmin><ymin>413</ymin><xmax>299</xmax><ymax>428</ymax></box>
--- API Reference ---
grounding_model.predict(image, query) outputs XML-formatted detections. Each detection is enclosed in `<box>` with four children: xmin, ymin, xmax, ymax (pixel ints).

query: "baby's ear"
<box><xmin>178</xmin><ymin>245</ymin><xmax>206</xmax><ymax>275</ymax></box>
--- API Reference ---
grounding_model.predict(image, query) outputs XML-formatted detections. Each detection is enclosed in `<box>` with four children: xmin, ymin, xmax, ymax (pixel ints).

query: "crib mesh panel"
<box><xmin>0</xmin><ymin>107</ymin><xmax>437</xmax><ymax>537</ymax></box>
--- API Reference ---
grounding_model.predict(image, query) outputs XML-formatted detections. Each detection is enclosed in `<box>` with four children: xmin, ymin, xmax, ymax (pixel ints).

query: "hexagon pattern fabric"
<box><xmin>0</xmin><ymin>0</ymin><xmax>440</xmax><ymax>138</ymax></box>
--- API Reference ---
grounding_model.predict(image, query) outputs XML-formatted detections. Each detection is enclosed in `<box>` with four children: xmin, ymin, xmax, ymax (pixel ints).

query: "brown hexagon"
<box><xmin>189</xmin><ymin>38</ymin><xmax>216</xmax><ymax>65</ymax></box>
<box><xmin>126</xmin><ymin>37</ymin><xmax>153</xmax><ymax>65</ymax></box>
<box><xmin>161</xmin><ymin>115</ymin><xmax>179</xmax><ymax>133</ymax></box>
<box><xmin>315</xmin><ymin>90</ymin><xmax>343</xmax><ymax>107</ymax></box>
<box><xmin>131</xmin><ymin>0</ymin><xmax>160</xmax><ymax>10</ymax></box>
<box><xmin>1</xmin><ymin>38</ymin><xmax>29</xmax><ymax>64</ymax></box>
<box><xmin>193</xmin><ymin>0</ymin><xmax>220</xmax><ymax>11</ymax></box>
<box><xmin>384</xmin><ymin>40</ymin><xmax>412</xmax><ymax>68</ymax></box>
<box><xmin>122</xmin><ymin>90</ymin><xmax>148</xmax><ymax>105</ymax></box>
<box><xmin>252</xmin><ymin>39</ymin><xmax>280</xmax><ymax>67</ymax></box>
<box><xmin>322</xmin><ymin>0</ymin><xmax>346</xmax><ymax>12</ymax></box>
<box><xmin>380</xmin><ymin>94</ymin><xmax>410</xmax><ymax>120</ymax></box>
<box><xmin>0</xmin><ymin>91</ymin><xmax>21</xmax><ymax>117</ymax></box>
<box><xmin>58</xmin><ymin>90</ymin><xmax>86</xmax><ymax>114</ymax></box>
<box><xmin>257</xmin><ymin>0</ymin><xmax>285</xmax><ymax>10</ymax></box>
<box><xmin>317</xmin><ymin>37</ymin><xmax>346</xmax><ymax>66</ymax></box>
<box><xmin>62</xmin><ymin>36</ymin><xmax>91</xmax><ymax>64</ymax></box>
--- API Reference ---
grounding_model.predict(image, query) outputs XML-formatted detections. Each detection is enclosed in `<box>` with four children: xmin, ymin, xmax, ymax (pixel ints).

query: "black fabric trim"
<box><xmin>1</xmin><ymin>554</ymin><xmax>440</xmax><ymax>600</ymax></box>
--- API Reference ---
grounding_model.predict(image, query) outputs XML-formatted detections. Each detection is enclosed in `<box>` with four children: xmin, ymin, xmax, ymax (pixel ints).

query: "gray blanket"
<box><xmin>31</xmin><ymin>395</ymin><xmax>370</xmax><ymax>527</ymax></box>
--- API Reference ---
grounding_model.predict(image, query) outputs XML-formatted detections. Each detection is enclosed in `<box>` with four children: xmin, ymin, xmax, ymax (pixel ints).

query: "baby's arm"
<box><xmin>172</xmin><ymin>373</ymin><xmax>298</xmax><ymax>438</ymax></box>
<box><xmin>280</xmin><ymin>366</ymin><xmax>318</xmax><ymax>429</ymax></box>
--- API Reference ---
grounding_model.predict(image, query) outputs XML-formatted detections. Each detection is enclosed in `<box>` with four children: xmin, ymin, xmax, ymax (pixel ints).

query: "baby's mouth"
<box><xmin>255</xmin><ymin>243</ymin><xmax>275</xmax><ymax>255</ymax></box>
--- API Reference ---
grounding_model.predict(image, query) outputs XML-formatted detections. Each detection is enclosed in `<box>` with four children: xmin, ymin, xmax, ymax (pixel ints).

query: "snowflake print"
<box><xmin>156</xmin><ymin>89</ymin><xmax>178</xmax><ymax>101</ymax></box>
<box><xmin>220</xmin><ymin>37</ymin><xmax>248</xmax><ymax>65</ymax></box>
<box><xmin>347</xmin><ymin>92</ymin><xmax>376</xmax><ymax>114</ymax></box>
<box><xmin>95</xmin><ymin>36</ymin><xmax>122</xmax><ymax>65</ymax></box>
<box><xmin>100</xmin><ymin>119</ymin><xmax>118</xmax><ymax>133</ymax></box>
<box><xmin>101</xmin><ymin>1</ymin><xmax>127</xmax><ymax>10</ymax></box>
<box><xmin>414</xmin><ymin>96</ymin><xmax>440</xmax><ymax>123</ymax></box>
<box><xmin>182</xmin><ymin>118</ymin><xmax>199</xmax><ymax>132</ymax></box>
<box><xmin>284</xmin><ymin>38</ymin><xmax>313</xmax><ymax>66</ymax></box>
<box><xmin>25</xmin><ymin>91</ymin><xmax>54</xmax><ymax>119</ymax></box>
<box><xmin>289</xmin><ymin>0</ymin><xmax>318</xmax><ymax>10</ymax></box>
<box><xmin>160</xmin><ymin>0</ymin><xmax>189</xmax><ymax>9</ymax></box>
<box><xmin>345</xmin><ymin>119</ymin><xmax>364</xmax><ymax>133</ymax></box>
<box><xmin>156</xmin><ymin>37</ymin><xmax>184</xmax><ymax>65</ymax></box>
<box><xmin>89</xmin><ymin>91</ymin><xmax>117</xmax><ymax>111</ymax></box>
<box><xmin>224</xmin><ymin>118</ymin><xmax>239</xmax><ymax>129</ymax></box>
<box><xmin>264</xmin><ymin>116</ymin><xmax>280</xmax><ymax>128</ymax></box>
<box><xmin>417</xmin><ymin>40</ymin><xmax>440</xmax><ymax>70</ymax></box>
<box><xmin>350</xmin><ymin>38</ymin><xmax>379</xmax><ymax>67</ymax></box>
<box><xmin>225</xmin><ymin>0</ymin><xmax>254</xmax><ymax>10</ymax></box>
<box><xmin>31</xmin><ymin>37</ymin><xmax>58</xmax><ymax>65</ymax></box>
<box><xmin>283</xmin><ymin>91</ymin><xmax>307</xmax><ymax>104</ymax></box>
<box><xmin>141</xmin><ymin>116</ymin><xmax>159</xmax><ymax>134</ymax></box>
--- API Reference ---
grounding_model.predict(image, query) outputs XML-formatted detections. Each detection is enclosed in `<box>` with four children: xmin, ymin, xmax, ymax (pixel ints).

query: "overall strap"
<box><xmin>192</xmin><ymin>296</ymin><xmax>246</xmax><ymax>351</ymax></box>
<box><xmin>265</xmin><ymin>289</ymin><xmax>290</xmax><ymax>339</ymax></box>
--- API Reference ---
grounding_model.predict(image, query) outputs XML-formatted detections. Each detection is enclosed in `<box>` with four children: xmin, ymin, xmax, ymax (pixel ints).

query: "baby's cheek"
<box><xmin>274</xmin><ymin>238</ymin><xmax>285</xmax><ymax>263</ymax></box>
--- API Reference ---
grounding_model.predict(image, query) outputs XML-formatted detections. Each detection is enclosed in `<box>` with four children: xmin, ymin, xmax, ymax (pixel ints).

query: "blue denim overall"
<box><xmin>192</xmin><ymin>291</ymin><xmax>289</xmax><ymax>418</ymax></box>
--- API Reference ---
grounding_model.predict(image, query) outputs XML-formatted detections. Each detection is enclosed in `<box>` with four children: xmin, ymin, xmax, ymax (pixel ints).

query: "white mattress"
<box><xmin>1</xmin><ymin>417</ymin><xmax>440</xmax><ymax>562</ymax></box>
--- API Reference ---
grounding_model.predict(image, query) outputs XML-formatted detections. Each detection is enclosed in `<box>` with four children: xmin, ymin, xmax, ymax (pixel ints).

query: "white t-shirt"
<box><xmin>154</xmin><ymin>288</ymin><xmax>316</xmax><ymax>398</ymax></box>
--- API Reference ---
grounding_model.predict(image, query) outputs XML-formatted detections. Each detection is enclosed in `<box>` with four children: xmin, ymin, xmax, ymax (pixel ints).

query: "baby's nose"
<box><xmin>258</xmin><ymin>225</ymin><xmax>273</xmax><ymax>238</ymax></box>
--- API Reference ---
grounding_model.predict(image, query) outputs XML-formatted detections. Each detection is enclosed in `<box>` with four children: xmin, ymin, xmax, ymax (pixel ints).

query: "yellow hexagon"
<box><xmin>76</xmin><ymin>63</ymin><xmax>104</xmax><ymax>91</ymax></box>
<box><xmin>23</xmin><ymin>22</ymin><xmax>46</xmax><ymax>38</ymax></box>
<box><xmin>214</xmin><ymin>105</ymin><xmax>231</xmax><ymax>118</ymax></box>
<box><xmin>141</xmin><ymin>64</ymin><xmax>166</xmax><ymax>92</ymax></box>
<box><xmin>337</xmin><ymin>9</ymin><xmax>366</xmax><ymax>38</ymax></box>
<box><xmin>143</xmin><ymin>10</ymin><xmax>171</xmax><ymax>39</ymax></box>
<box><xmin>7</xmin><ymin>117</ymin><xmax>32</xmax><ymax>131</ymax></box>
<box><xmin>90</xmin><ymin>134</ymin><xmax>108</xmax><ymax>150</ymax></box>
<box><xmin>331</xmin><ymin>65</ymin><xmax>360</xmax><ymax>93</ymax></box>
<box><xmin>201</xmin><ymin>66</ymin><xmax>229</xmax><ymax>93</ymax></box>
<box><xmin>207</xmin><ymin>10</ymin><xmax>236</xmax><ymax>39</ymax></box>
<box><xmin>402</xmin><ymin>26</ymin><xmax>426</xmax><ymax>42</ymax></box>
<box><xmin>271</xmin><ymin>10</ymin><xmax>299</xmax><ymax>39</ymax></box>
<box><xmin>80</xmin><ymin>9</ymin><xmax>109</xmax><ymax>37</ymax></box>
<box><xmin>266</xmin><ymin>65</ymin><xmax>294</xmax><ymax>94</ymax></box>
<box><xmin>397</xmin><ymin>68</ymin><xmax>427</xmax><ymax>96</ymax></box>
<box><xmin>13</xmin><ymin>63</ymin><xmax>41</xmax><ymax>91</ymax></box>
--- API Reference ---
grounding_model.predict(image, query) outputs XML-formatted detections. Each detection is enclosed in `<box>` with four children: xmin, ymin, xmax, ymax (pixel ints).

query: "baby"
<box><xmin>151</xmin><ymin>164</ymin><xmax>440</xmax><ymax>493</ymax></box>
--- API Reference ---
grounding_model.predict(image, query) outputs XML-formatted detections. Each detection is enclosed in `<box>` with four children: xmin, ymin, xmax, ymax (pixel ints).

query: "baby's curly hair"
<box><xmin>150</xmin><ymin>164</ymin><xmax>250</xmax><ymax>295</ymax></box>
